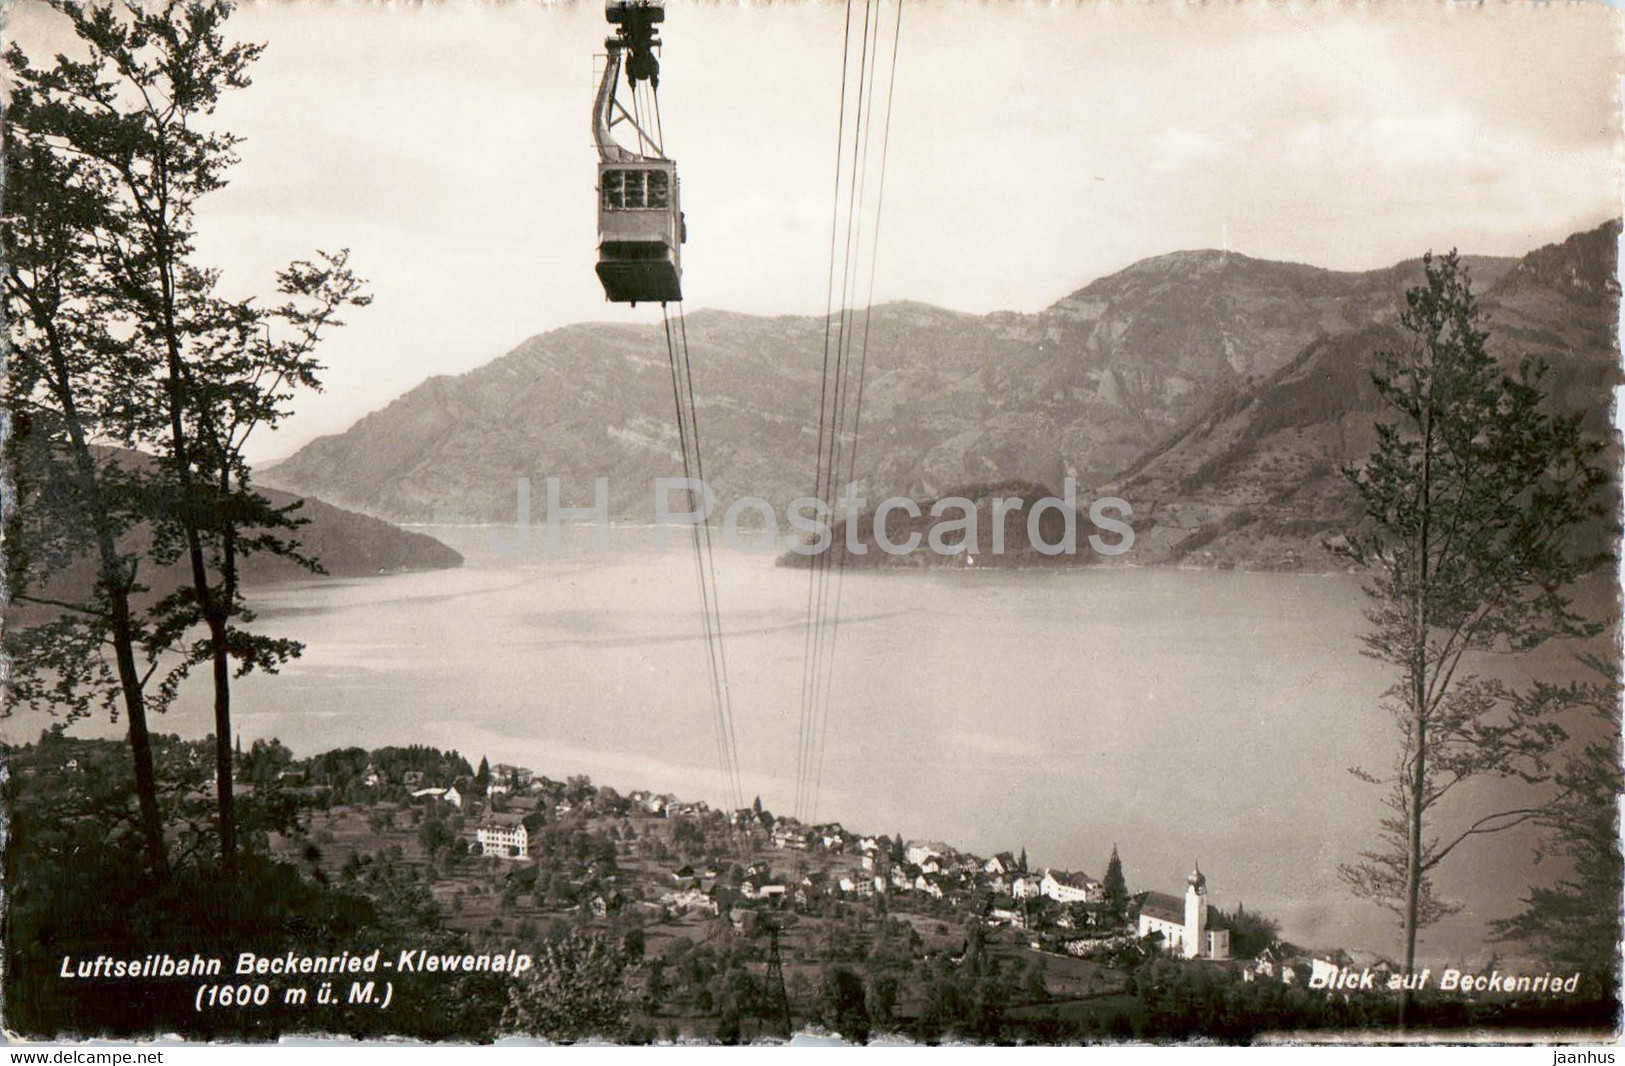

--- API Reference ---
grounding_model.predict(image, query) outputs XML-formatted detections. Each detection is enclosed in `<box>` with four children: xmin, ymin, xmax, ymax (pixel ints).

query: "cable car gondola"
<box><xmin>593</xmin><ymin>0</ymin><xmax>684</xmax><ymax>305</ymax></box>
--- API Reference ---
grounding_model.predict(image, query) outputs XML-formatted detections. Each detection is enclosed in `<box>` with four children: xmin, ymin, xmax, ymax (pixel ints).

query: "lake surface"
<box><xmin>25</xmin><ymin>524</ymin><xmax>1605</xmax><ymax>966</ymax></box>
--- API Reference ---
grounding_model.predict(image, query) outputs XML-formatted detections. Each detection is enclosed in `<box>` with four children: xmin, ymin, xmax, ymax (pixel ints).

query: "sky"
<box><xmin>7</xmin><ymin>0</ymin><xmax>1621</xmax><ymax>461</ymax></box>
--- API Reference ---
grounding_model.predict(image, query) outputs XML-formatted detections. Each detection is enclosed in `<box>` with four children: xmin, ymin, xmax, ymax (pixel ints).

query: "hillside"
<box><xmin>246</xmin><ymin>485</ymin><xmax>464</xmax><ymax>581</ymax></box>
<box><xmin>264</xmin><ymin>225</ymin><xmax>1615</xmax><ymax>573</ymax></box>
<box><xmin>1111</xmin><ymin>223</ymin><xmax>1621</xmax><ymax>570</ymax></box>
<box><xmin>7</xmin><ymin>451</ymin><xmax>462</xmax><ymax>623</ymax></box>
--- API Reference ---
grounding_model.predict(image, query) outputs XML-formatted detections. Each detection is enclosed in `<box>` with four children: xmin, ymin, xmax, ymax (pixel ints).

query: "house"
<box><xmin>493</xmin><ymin>764</ymin><xmax>534</xmax><ymax>789</ymax></box>
<box><xmin>475</xmin><ymin>813</ymin><xmax>530</xmax><ymax>859</ymax></box>
<box><xmin>984</xmin><ymin>852</ymin><xmax>1018</xmax><ymax>876</ymax></box>
<box><xmin>781</xmin><ymin>829</ymin><xmax>807</xmax><ymax>850</ymax></box>
<box><xmin>659</xmin><ymin>889</ymin><xmax>719</xmax><ymax>915</ymax></box>
<box><xmin>1012</xmin><ymin>874</ymin><xmax>1044</xmax><ymax>899</ymax></box>
<box><xmin>1041</xmin><ymin>868</ymin><xmax>1103</xmax><ymax>904</ymax></box>
<box><xmin>771</xmin><ymin>824</ymin><xmax>810</xmax><ymax>850</ymax></box>
<box><xmin>410</xmin><ymin>785</ymin><xmax>462</xmax><ymax>809</ymax></box>
<box><xmin>905</xmin><ymin>840</ymin><xmax>949</xmax><ymax>867</ymax></box>
<box><xmin>741</xmin><ymin>866</ymin><xmax>780</xmax><ymax>897</ymax></box>
<box><xmin>1308</xmin><ymin>951</ymin><xmax>1357</xmax><ymax>987</ymax></box>
<box><xmin>1135</xmin><ymin>865</ymin><xmax>1230</xmax><ymax>960</ymax></box>
<box><xmin>730</xmin><ymin>805</ymin><xmax>773</xmax><ymax>829</ymax></box>
<box><xmin>402</xmin><ymin>770</ymin><xmax>425</xmax><ymax>787</ymax></box>
<box><xmin>1248</xmin><ymin>947</ymin><xmax>1287</xmax><ymax>982</ymax></box>
<box><xmin>1280</xmin><ymin>960</ymin><xmax>1312</xmax><ymax>985</ymax></box>
<box><xmin>816</xmin><ymin>825</ymin><xmax>849</xmax><ymax>851</ymax></box>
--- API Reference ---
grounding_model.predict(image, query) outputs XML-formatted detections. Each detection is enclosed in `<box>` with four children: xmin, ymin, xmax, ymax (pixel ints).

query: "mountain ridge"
<box><xmin>1111</xmin><ymin>222</ymin><xmax>1620</xmax><ymax>569</ymax></box>
<box><xmin>263</xmin><ymin>223</ymin><xmax>1618</xmax><ymax>571</ymax></box>
<box><xmin>7</xmin><ymin>449</ymin><xmax>464</xmax><ymax>626</ymax></box>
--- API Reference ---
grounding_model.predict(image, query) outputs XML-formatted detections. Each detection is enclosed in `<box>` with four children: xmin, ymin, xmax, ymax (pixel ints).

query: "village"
<box><xmin>18</xmin><ymin>730</ymin><xmax>1556</xmax><ymax>1040</ymax></box>
<box><xmin>274</xmin><ymin>743</ymin><xmax>1382</xmax><ymax>992</ymax></box>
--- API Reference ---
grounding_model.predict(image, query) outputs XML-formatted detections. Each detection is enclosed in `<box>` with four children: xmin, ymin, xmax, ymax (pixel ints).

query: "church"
<box><xmin>1136</xmin><ymin>864</ymin><xmax>1231</xmax><ymax>960</ymax></box>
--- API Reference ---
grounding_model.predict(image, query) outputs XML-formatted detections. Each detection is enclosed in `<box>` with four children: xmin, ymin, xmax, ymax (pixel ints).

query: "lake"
<box><xmin>25</xmin><ymin>524</ymin><xmax>1605</xmax><ymax>966</ymax></box>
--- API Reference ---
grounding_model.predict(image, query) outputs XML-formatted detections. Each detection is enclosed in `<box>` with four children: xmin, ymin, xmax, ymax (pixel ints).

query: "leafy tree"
<box><xmin>2</xmin><ymin>101</ymin><xmax>173</xmax><ymax>881</ymax></box>
<box><xmin>418</xmin><ymin>808</ymin><xmax>456</xmax><ymax>854</ymax></box>
<box><xmin>1023</xmin><ymin>960</ymin><xmax>1048</xmax><ymax>1003</ymax></box>
<box><xmin>867</xmin><ymin>973</ymin><xmax>899</xmax><ymax>1028</ymax></box>
<box><xmin>1212</xmin><ymin>902</ymin><xmax>1280</xmax><ymax>959</ymax></box>
<box><xmin>2</xmin><ymin>733</ymin><xmax>388</xmax><ymax>1038</ymax></box>
<box><xmin>819</xmin><ymin>965</ymin><xmax>871</xmax><ymax>1043</ymax></box>
<box><xmin>645</xmin><ymin>956</ymin><xmax>669</xmax><ymax>1011</ymax></box>
<box><xmin>5</xmin><ymin>0</ymin><xmax>369</xmax><ymax>876</ymax></box>
<box><xmin>1331</xmin><ymin>251</ymin><xmax>1609</xmax><ymax>1022</ymax></box>
<box><xmin>502</xmin><ymin>933</ymin><xmax>631</xmax><ymax>1041</ymax></box>
<box><xmin>1491</xmin><ymin>654</ymin><xmax>1622</xmax><ymax>1001</ymax></box>
<box><xmin>1103</xmin><ymin>843</ymin><xmax>1129</xmax><ymax>923</ymax></box>
<box><xmin>238</xmin><ymin>738</ymin><xmax>294</xmax><ymax>787</ymax></box>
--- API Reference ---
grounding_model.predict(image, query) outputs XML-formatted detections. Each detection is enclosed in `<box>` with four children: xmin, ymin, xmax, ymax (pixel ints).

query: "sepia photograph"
<box><xmin>1</xmin><ymin>0</ymin><xmax>1621</xmax><ymax>1048</ymax></box>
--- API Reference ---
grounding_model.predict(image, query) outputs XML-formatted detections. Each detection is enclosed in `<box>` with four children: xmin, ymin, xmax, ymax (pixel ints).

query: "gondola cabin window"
<box><xmin>602</xmin><ymin>168</ymin><xmax>670</xmax><ymax>210</ymax></box>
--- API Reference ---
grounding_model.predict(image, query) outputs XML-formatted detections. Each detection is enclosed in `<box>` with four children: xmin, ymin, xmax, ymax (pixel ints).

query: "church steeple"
<box><xmin>1183</xmin><ymin>861</ymin><xmax>1208</xmax><ymax>959</ymax></box>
